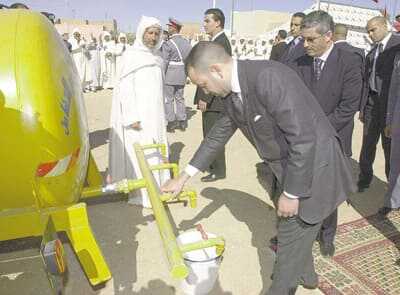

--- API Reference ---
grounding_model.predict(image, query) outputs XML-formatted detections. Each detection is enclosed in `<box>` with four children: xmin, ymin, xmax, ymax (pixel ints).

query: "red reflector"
<box><xmin>36</xmin><ymin>161</ymin><xmax>58</xmax><ymax>177</ymax></box>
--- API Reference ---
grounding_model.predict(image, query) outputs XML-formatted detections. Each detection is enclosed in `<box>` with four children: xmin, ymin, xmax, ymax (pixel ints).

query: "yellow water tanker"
<box><xmin>0</xmin><ymin>9</ymin><xmax>110</xmax><ymax>287</ymax></box>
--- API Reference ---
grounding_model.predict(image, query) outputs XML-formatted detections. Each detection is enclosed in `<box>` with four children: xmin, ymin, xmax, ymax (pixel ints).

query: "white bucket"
<box><xmin>177</xmin><ymin>231</ymin><xmax>222</xmax><ymax>295</ymax></box>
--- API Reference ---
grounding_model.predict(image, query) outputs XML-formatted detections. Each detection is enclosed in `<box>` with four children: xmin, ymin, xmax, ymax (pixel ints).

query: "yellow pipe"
<box><xmin>141</xmin><ymin>143</ymin><xmax>167</xmax><ymax>158</ymax></box>
<box><xmin>81</xmin><ymin>179</ymin><xmax>146</xmax><ymax>199</ymax></box>
<box><xmin>134</xmin><ymin>143</ymin><xmax>189</xmax><ymax>279</ymax></box>
<box><xmin>151</xmin><ymin>163</ymin><xmax>179</xmax><ymax>178</ymax></box>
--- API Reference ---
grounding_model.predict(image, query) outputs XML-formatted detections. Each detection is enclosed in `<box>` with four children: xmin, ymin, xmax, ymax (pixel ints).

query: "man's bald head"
<box><xmin>185</xmin><ymin>41</ymin><xmax>233</xmax><ymax>97</ymax></box>
<box><xmin>333</xmin><ymin>24</ymin><xmax>348</xmax><ymax>41</ymax></box>
<box><xmin>367</xmin><ymin>16</ymin><xmax>389</xmax><ymax>43</ymax></box>
<box><xmin>368</xmin><ymin>16</ymin><xmax>388</xmax><ymax>27</ymax></box>
<box><xmin>185</xmin><ymin>41</ymin><xmax>231</xmax><ymax>75</ymax></box>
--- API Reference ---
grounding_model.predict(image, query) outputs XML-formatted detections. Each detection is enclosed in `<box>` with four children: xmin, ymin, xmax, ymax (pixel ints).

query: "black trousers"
<box><xmin>202</xmin><ymin>111</ymin><xmax>226</xmax><ymax>177</ymax></box>
<box><xmin>359</xmin><ymin>97</ymin><xmax>391</xmax><ymax>184</ymax></box>
<box><xmin>320</xmin><ymin>209</ymin><xmax>337</xmax><ymax>245</ymax></box>
<box><xmin>267</xmin><ymin>217</ymin><xmax>321</xmax><ymax>295</ymax></box>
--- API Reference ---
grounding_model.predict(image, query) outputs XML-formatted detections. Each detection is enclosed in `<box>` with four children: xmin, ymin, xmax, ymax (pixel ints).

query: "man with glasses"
<box><xmin>290</xmin><ymin>10</ymin><xmax>362</xmax><ymax>257</ymax></box>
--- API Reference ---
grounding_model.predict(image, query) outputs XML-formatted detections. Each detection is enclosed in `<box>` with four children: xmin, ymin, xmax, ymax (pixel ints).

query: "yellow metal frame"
<box><xmin>133</xmin><ymin>143</ymin><xmax>225</xmax><ymax>279</ymax></box>
<box><xmin>0</xmin><ymin>143</ymin><xmax>224</xmax><ymax>287</ymax></box>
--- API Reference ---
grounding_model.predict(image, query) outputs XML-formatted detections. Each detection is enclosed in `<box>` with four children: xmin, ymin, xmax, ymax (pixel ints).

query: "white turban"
<box><xmin>72</xmin><ymin>28</ymin><xmax>81</xmax><ymax>35</ymax></box>
<box><xmin>133</xmin><ymin>15</ymin><xmax>162</xmax><ymax>52</ymax></box>
<box><xmin>102</xmin><ymin>31</ymin><xmax>111</xmax><ymax>43</ymax></box>
<box><xmin>118</xmin><ymin>33</ymin><xmax>127</xmax><ymax>42</ymax></box>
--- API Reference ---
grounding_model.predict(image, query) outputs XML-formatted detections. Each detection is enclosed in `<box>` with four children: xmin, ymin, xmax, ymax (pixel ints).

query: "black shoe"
<box><xmin>200</xmin><ymin>173</ymin><xmax>226</xmax><ymax>182</ymax></box>
<box><xmin>178</xmin><ymin>120</ymin><xmax>187</xmax><ymax>131</ymax></box>
<box><xmin>357</xmin><ymin>180</ymin><xmax>370</xmax><ymax>192</ymax></box>
<box><xmin>378</xmin><ymin>206</ymin><xmax>399</xmax><ymax>216</ymax></box>
<box><xmin>299</xmin><ymin>278</ymin><xmax>319</xmax><ymax>290</ymax></box>
<box><xmin>320</xmin><ymin>241</ymin><xmax>335</xmax><ymax>257</ymax></box>
<box><xmin>167</xmin><ymin>122</ymin><xmax>176</xmax><ymax>133</ymax></box>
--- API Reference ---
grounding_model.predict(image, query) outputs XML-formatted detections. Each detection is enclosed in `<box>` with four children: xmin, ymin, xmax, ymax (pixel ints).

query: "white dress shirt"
<box><xmin>314</xmin><ymin>43</ymin><xmax>334</xmax><ymax>70</ymax></box>
<box><xmin>211</xmin><ymin>30</ymin><xmax>225</xmax><ymax>42</ymax></box>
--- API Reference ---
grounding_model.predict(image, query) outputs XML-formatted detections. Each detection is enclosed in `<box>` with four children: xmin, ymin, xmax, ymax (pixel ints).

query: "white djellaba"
<box><xmin>101</xmin><ymin>31</ymin><xmax>116</xmax><ymax>89</ymax></box>
<box><xmin>108</xmin><ymin>16</ymin><xmax>169</xmax><ymax>208</ymax></box>
<box><xmin>114</xmin><ymin>33</ymin><xmax>128</xmax><ymax>79</ymax></box>
<box><xmin>69</xmin><ymin>28</ymin><xmax>88</xmax><ymax>89</ymax></box>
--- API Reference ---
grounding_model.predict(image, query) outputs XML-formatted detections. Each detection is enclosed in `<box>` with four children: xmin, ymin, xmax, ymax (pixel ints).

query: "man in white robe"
<box><xmin>114</xmin><ymin>33</ymin><xmax>128</xmax><ymax>79</ymax></box>
<box><xmin>87</xmin><ymin>37</ymin><xmax>102</xmax><ymax>91</ymax></box>
<box><xmin>69</xmin><ymin>28</ymin><xmax>88</xmax><ymax>90</ymax></box>
<box><xmin>108</xmin><ymin>16</ymin><xmax>169</xmax><ymax>208</ymax></box>
<box><xmin>101</xmin><ymin>31</ymin><xmax>116</xmax><ymax>89</ymax></box>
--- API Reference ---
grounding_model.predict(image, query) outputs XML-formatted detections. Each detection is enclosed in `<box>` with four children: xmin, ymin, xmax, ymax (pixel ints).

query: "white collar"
<box><xmin>334</xmin><ymin>40</ymin><xmax>347</xmax><ymax>44</ymax></box>
<box><xmin>231</xmin><ymin>59</ymin><xmax>241</xmax><ymax>94</ymax></box>
<box><xmin>211</xmin><ymin>30</ymin><xmax>225</xmax><ymax>41</ymax></box>
<box><xmin>379</xmin><ymin>32</ymin><xmax>392</xmax><ymax>50</ymax></box>
<box><xmin>315</xmin><ymin>43</ymin><xmax>334</xmax><ymax>63</ymax></box>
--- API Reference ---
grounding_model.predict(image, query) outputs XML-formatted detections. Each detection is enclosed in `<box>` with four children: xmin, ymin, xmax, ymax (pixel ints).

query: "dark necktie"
<box><xmin>231</xmin><ymin>92</ymin><xmax>245</xmax><ymax>123</ymax></box>
<box><xmin>313</xmin><ymin>58</ymin><xmax>324</xmax><ymax>81</ymax></box>
<box><xmin>287</xmin><ymin>39</ymin><xmax>297</xmax><ymax>56</ymax></box>
<box><xmin>369</xmin><ymin>43</ymin><xmax>384</xmax><ymax>92</ymax></box>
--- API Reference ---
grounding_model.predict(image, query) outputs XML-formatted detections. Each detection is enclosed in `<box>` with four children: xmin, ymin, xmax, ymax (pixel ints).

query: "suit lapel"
<box><xmin>385</xmin><ymin>34</ymin><xmax>399</xmax><ymax>51</ymax></box>
<box><xmin>301</xmin><ymin>56</ymin><xmax>314</xmax><ymax>90</ymax></box>
<box><xmin>313</xmin><ymin>46</ymin><xmax>339</xmax><ymax>95</ymax></box>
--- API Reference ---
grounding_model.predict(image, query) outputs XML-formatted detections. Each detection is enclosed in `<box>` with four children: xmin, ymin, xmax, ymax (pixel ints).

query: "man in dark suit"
<box><xmin>270</xmin><ymin>30</ymin><xmax>288</xmax><ymax>61</ymax></box>
<box><xmin>193</xmin><ymin>8</ymin><xmax>232</xmax><ymax>182</ymax></box>
<box><xmin>162</xmin><ymin>42</ymin><xmax>355</xmax><ymax>295</ymax></box>
<box><xmin>333</xmin><ymin>23</ymin><xmax>365</xmax><ymax>70</ymax></box>
<box><xmin>279</xmin><ymin>12</ymin><xmax>306</xmax><ymax>65</ymax></box>
<box><xmin>384</xmin><ymin>45</ymin><xmax>400</xmax><ymax>215</ymax></box>
<box><xmin>290</xmin><ymin>11</ymin><xmax>362</xmax><ymax>257</ymax></box>
<box><xmin>358</xmin><ymin>16</ymin><xmax>400</xmax><ymax>195</ymax></box>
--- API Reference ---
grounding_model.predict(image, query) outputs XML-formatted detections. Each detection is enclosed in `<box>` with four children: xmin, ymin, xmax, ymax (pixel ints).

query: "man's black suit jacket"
<box><xmin>193</xmin><ymin>32</ymin><xmax>232</xmax><ymax>112</ymax></box>
<box><xmin>334</xmin><ymin>41</ymin><xmax>365</xmax><ymax>61</ymax></box>
<box><xmin>290</xmin><ymin>46</ymin><xmax>363</xmax><ymax>156</ymax></box>
<box><xmin>189</xmin><ymin>60</ymin><xmax>355</xmax><ymax>224</ymax></box>
<box><xmin>279</xmin><ymin>38</ymin><xmax>306</xmax><ymax>65</ymax></box>
<box><xmin>359</xmin><ymin>34</ymin><xmax>400</xmax><ymax>121</ymax></box>
<box><xmin>270</xmin><ymin>42</ymin><xmax>288</xmax><ymax>61</ymax></box>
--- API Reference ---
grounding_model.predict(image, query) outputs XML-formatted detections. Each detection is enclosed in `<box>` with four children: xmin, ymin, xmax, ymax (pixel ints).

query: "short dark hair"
<box><xmin>293</xmin><ymin>12</ymin><xmax>306</xmax><ymax>19</ymax></box>
<box><xmin>278</xmin><ymin>30</ymin><xmax>287</xmax><ymax>39</ymax></box>
<box><xmin>205</xmin><ymin>8</ymin><xmax>225</xmax><ymax>28</ymax></box>
<box><xmin>301</xmin><ymin>10</ymin><xmax>334</xmax><ymax>35</ymax></box>
<box><xmin>185</xmin><ymin>41</ymin><xmax>230</xmax><ymax>75</ymax></box>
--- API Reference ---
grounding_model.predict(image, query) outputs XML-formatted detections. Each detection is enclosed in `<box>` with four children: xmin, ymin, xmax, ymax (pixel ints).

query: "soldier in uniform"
<box><xmin>162</xmin><ymin>18</ymin><xmax>192</xmax><ymax>132</ymax></box>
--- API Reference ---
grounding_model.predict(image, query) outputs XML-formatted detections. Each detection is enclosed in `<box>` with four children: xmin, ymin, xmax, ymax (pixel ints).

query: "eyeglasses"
<box><xmin>303</xmin><ymin>31</ymin><xmax>330</xmax><ymax>43</ymax></box>
<box><xmin>303</xmin><ymin>35</ymin><xmax>325</xmax><ymax>43</ymax></box>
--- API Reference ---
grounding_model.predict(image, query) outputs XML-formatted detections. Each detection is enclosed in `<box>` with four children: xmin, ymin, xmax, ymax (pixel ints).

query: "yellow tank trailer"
<box><xmin>0</xmin><ymin>9</ymin><xmax>110</xmax><ymax>286</ymax></box>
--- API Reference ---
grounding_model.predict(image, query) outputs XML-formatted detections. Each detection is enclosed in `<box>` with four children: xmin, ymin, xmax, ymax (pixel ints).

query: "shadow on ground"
<box><xmin>89</xmin><ymin>128</ymin><xmax>110</xmax><ymax>149</ymax></box>
<box><xmin>186</xmin><ymin>107</ymin><xmax>197</xmax><ymax>122</ymax></box>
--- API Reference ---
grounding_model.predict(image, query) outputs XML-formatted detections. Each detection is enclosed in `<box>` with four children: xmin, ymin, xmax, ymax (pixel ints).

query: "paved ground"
<box><xmin>0</xmin><ymin>85</ymin><xmax>388</xmax><ymax>294</ymax></box>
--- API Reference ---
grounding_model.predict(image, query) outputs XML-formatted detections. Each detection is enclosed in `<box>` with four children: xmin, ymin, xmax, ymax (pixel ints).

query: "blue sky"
<box><xmin>2</xmin><ymin>0</ymin><xmax>394</xmax><ymax>31</ymax></box>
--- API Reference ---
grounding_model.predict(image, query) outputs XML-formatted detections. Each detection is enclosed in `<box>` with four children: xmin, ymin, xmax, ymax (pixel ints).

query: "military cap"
<box><xmin>167</xmin><ymin>17</ymin><xmax>182</xmax><ymax>29</ymax></box>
